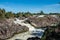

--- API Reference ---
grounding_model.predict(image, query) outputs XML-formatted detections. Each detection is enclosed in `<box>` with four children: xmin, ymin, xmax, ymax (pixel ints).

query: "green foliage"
<box><xmin>16</xmin><ymin>12</ymin><xmax>24</xmax><ymax>18</ymax></box>
<box><xmin>0</xmin><ymin>8</ymin><xmax>60</xmax><ymax>19</ymax></box>
<box><xmin>0</xmin><ymin>8</ymin><xmax>5</xmax><ymax>18</ymax></box>
<box><xmin>5</xmin><ymin>12</ymin><xmax>14</xmax><ymax>18</ymax></box>
<box><xmin>37</xmin><ymin>11</ymin><xmax>45</xmax><ymax>15</ymax></box>
<box><xmin>23</xmin><ymin>12</ymin><xmax>32</xmax><ymax>17</ymax></box>
<box><xmin>49</xmin><ymin>13</ymin><xmax>60</xmax><ymax>15</ymax></box>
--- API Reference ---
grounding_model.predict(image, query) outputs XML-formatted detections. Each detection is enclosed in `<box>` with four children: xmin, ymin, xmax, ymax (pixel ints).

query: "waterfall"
<box><xmin>14</xmin><ymin>18</ymin><xmax>35</xmax><ymax>31</ymax></box>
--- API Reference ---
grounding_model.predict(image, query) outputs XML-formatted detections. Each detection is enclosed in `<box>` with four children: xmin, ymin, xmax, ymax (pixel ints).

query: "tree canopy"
<box><xmin>0</xmin><ymin>8</ymin><xmax>60</xmax><ymax>19</ymax></box>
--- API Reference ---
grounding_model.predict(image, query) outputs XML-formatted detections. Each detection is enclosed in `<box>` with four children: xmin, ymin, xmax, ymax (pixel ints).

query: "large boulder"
<box><xmin>27</xmin><ymin>15</ymin><xmax>59</xmax><ymax>28</ymax></box>
<box><xmin>0</xmin><ymin>19</ymin><xmax>29</xmax><ymax>40</ymax></box>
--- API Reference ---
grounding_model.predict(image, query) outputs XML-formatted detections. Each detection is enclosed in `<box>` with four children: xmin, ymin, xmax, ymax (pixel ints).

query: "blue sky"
<box><xmin>0</xmin><ymin>0</ymin><xmax>60</xmax><ymax>13</ymax></box>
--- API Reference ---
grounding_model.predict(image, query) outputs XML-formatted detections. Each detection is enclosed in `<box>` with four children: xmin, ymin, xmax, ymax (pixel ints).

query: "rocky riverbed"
<box><xmin>0</xmin><ymin>19</ymin><xmax>29</xmax><ymax>40</ymax></box>
<box><xmin>0</xmin><ymin>15</ymin><xmax>60</xmax><ymax>40</ymax></box>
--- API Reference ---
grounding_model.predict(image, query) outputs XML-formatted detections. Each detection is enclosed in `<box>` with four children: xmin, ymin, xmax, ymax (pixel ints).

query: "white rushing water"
<box><xmin>14</xmin><ymin>18</ymin><xmax>35</xmax><ymax>31</ymax></box>
<box><xmin>7</xmin><ymin>18</ymin><xmax>46</xmax><ymax>40</ymax></box>
<box><xmin>14</xmin><ymin>18</ymin><xmax>45</xmax><ymax>32</ymax></box>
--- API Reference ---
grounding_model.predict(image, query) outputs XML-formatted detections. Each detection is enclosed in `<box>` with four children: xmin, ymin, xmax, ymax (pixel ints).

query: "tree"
<box><xmin>37</xmin><ymin>11</ymin><xmax>44</xmax><ymax>15</ymax></box>
<box><xmin>0</xmin><ymin>8</ymin><xmax>6</xmax><ymax>18</ymax></box>
<box><xmin>49</xmin><ymin>13</ymin><xmax>60</xmax><ymax>15</ymax></box>
<box><xmin>23</xmin><ymin>12</ymin><xmax>32</xmax><ymax>17</ymax></box>
<box><xmin>16</xmin><ymin>12</ymin><xmax>24</xmax><ymax>18</ymax></box>
<box><xmin>5</xmin><ymin>12</ymin><xmax>14</xmax><ymax>18</ymax></box>
<box><xmin>40</xmin><ymin>11</ymin><xmax>44</xmax><ymax>14</ymax></box>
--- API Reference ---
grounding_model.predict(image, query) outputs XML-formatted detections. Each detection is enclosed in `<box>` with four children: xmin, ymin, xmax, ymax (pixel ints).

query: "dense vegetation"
<box><xmin>41</xmin><ymin>24</ymin><xmax>60</xmax><ymax>40</ymax></box>
<box><xmin>0</xmin><ymin>8</ymin><xmax>60</xmax><ymax>19</ymax></box>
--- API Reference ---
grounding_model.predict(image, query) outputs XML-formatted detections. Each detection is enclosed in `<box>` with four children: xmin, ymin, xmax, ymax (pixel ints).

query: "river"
<box><xmin>7</xmin><ymin>18</ymin><xmax>46</xmax><ymax>40</ymax></box>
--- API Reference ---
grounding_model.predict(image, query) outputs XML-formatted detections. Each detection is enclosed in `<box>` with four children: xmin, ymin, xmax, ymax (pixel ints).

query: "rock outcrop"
<box><xmin>46</xmin><ymin>26</ymin><xmax>60</xmax><ymax>40</ymax></box>
<box><xmin>0</xmin><ymin>15</ymin><xmax>60</xmax><ymax>40</ymax></box>
<box><xmin>27</xmin><ymin>15</ymin><xmax>59</xmax><ymax>28</ymax></box>
<box><xmin>0</xmin><ymin>19</ymin><xmax>29</xmax><ymax>40</ymax></box>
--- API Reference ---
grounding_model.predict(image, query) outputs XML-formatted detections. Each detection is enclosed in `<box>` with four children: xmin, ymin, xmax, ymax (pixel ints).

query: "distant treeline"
<box><xmin>0</xmin><ymin>8</ymin><xmax>60</xmax><ymax>18</ymax></box>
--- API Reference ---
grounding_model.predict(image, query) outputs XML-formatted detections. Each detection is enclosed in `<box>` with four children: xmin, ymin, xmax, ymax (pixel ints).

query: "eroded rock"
<box><xmin>0</xmin><ymin>19</ymin><xmax>29</xmax><ymax>39</ymax></box>
<box><xmin>27</xmin><ymin>15</ymin><xmax>59</xmax><ymax>28</ymax></box>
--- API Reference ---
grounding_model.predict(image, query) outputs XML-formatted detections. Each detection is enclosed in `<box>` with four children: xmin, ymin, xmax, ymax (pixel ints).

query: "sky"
<box><xmin>0</xmin><ymin>0</ymin><xmax>60</xmax><ymax>13</ymax></box>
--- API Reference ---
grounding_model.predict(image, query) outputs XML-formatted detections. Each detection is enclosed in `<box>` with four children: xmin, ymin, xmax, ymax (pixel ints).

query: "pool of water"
<box><xmin>7</xmin><ymin>28</ymin><xmax>46</xmax><ymax>40</ymax></box>
<box><xmin>31</xmin><ymin>28</ymin><xmax>46</xmax><ymax>38</ymax></box>
<box><xmin>31</xmin><ymin>31</ymin><xmax>44</xmax><ymax>36</ymax></box>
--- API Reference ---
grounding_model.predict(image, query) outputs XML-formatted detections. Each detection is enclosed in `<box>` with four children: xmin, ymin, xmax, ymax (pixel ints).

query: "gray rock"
<box><xmin>27</xmin><ymin>15</ymin><xmax>59</xmax><ymax>28</ymax></box>
<box><xmin>0</xmin><ymin>19</ymin><xmax>29</xmax><ymax>39</ymax></box>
